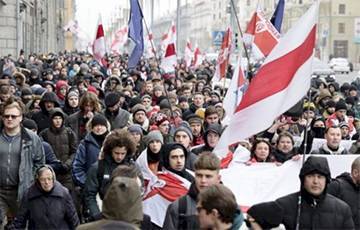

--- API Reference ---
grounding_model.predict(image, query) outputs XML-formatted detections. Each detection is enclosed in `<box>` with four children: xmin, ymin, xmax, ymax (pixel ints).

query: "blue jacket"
<box><xmin>72</xmin><ymin>133</ymin><xmax>101</xmax><ymax>187</ymax></box>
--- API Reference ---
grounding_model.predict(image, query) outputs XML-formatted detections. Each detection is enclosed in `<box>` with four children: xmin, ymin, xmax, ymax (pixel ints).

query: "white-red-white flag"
<box><xmin>212</xmin><ymin>27</ymin><xmax>232</xmax><ymax>83</ymax></box>
<box><xmin>184</xmin><ymin>39</ymin><xmax>193</xmax><ymax>68</ymax></box>
<box><xmin>214</xmin><ymin>2</ymin><xmax>319</xmax><ymax>158</ymax></box>
<box><xmin>110</xmin><ymin>26</ymin><xmax>128</xmax><ymax>54</ymax></box>
<box><xmin>222</xmin><ymin>56</ymin><xmax>247</xmax><ymax>125</ymax></box>
<box><xmin>160</xmin><ymin>22</ymin><xmax>177</xmax><ymax>73</ymax></box>
<box><xmin>192</xmin><ymin>44</ymin><xmax>203</xmax><ymax>68</ymax></box>
<box><xmin>144</xmin><ymin>32</ymin><xmax>156</xmax><ymax>58</ymax></box>
<box><xmin>244</xmin><ymin>6</ymin><xmax>281</xmax><ymax>60</ymax></box>
<box><xmin>92</xmin><ymin>15</ymin><xmax>106</xmax><ymax>65</ymax></box>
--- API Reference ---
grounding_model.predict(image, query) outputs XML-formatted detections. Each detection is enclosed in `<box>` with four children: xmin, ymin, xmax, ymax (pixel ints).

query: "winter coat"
<box><xmin>311</xmin><ymin>143</ymin><xmax>349</xmax><ymax>155</ymax></box>
<box><xmin>30</xmin><ymin>92</ymin><xmax>60</xmax><ymax>132</ymax></box>
<box><xmin>1</xmin><ymin>127</ymin><xmax>45</xmax><ymax>201</ymax></box>
<box><xmin>65</xmin><ymin>111</ymin><xmax>100</xmax><ymax>140</ymax></box>
<box><xmin>163</xmin><ymin>183</ymin><xmax>199</xmax><ymax>230</ymax></box>
<box><xmin>42</xmin><ymin>141</ymin><xmax>62</xmax><ymax>173</ymax></box>
<box><xmin>10</xmin><ymin>181</ymin><xmax>79</xmax><ymax>230</ymax></box>
<box><xmin>103</xmin><ymin>108</ymin><xmax>130</xmax><ymax>130</ymax></box>
<box><xmin>328</xmin><ymin>172</ymin><xmax>360</xmax><ymax>229</ymax></box>
<box><xmin>72</xmin><ymin>133</ymin><xmax>102</xmax><ymax>187</ymax></box>
<box><xmin>83</xmin><ymin>152</ymin><xmax>135</xmax><ymax>219</ymax></box>
<box><xmin>276</xmin><ymin>192</ymin><xmax>354</xmax><ymax>229</ymax></box>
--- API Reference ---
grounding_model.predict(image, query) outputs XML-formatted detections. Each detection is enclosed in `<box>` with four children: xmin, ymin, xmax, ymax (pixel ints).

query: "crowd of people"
<box><xmin>0</xmin><ymin>51</ymin><xmax>359</xmax><ymax>229</ymax></box>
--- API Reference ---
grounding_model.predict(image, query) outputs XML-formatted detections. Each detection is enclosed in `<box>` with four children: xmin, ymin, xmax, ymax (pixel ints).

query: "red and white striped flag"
<box><xmin>244</xmin><ymin>6</ymin><xmax>281</xmax><ymax>60</ymax></box>
<box><xmin>212</xmin><ymin>27</ymin><xmax>232</xmax><ymax>83</ymax></box>
<box><xmin>160</xmin><ymin>22</ymin><xmax>177</xmax><ymax>73</ymax></box>
<box><xmin>144</xmin><ymin>32</ymin><xmax>156</xmax><ymax>58</ymax></box>
<box><xmin>192</xmin><ymin>44</ymin><xmax>203</xmax><ymax>68</ymax></box>
<box><xmin>110</xmin><ymin>26</ymin><xmax>128</xmax><ymax>54</ymax></box>
<box><xmin>92</xmin><ymin>15</ymin><xmax>106</xmax><ymax>65</ymax></box>
<box><xmin>184</xmin><ymin>39</ymin><xmax>193</xmax><ymax>68</ymax></box>
<box><xmin>214</xmin><ymin>2</ymin><xmax>319</xmax><ymax>158</ymax></box>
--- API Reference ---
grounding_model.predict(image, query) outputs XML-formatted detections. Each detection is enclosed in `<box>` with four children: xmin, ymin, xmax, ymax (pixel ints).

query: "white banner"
<box><xmin>221</xmin><ymin>155</ymin><xmax>358</xmax><ymax>210</ymax></box>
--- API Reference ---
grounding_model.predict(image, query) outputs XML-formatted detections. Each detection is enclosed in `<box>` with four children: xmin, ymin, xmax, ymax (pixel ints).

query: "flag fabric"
<box><xmin>92</xmin><ymin>15</ymin><xmax>106</xmax><ymax>65</ymax></box>
<box><xmin>160</xmin><ymin>22</ymin><xmax>177</xmax><ymax>73</ymax></box>
<box><xmin>136</xmin><ymin>149</ymin><xmax>191</xmax><ymax>227</ymax></box>
<box><xmin>144</xmin><ymin>31</ymin><xmax>156</xmax><ymax>58</ymax></box>
<box><xmin>128</xmin><ymin>0</ymin><xmax>144</xmax><ymax>69</ymax></box>
<box><xmin>214</xmin><ymin>2</ymin><xmax>319</xmax><ymax>158</ymax></box>
<box><xmin>192</xmin><ymin>44</ymin><xmax>203</xmax><ymax>68</ymax></box>
<box><xmin>110</xmin><ymin>26</ymin><xmax>128</xmax><ymax>54</ymax></box>
<box><xmin>222</xmin><ymin>56</ymin><xmax>247</xmax><ymax>125</ymax></box>
<box><xmin>244</xmin><ymin>6</ymin><xmax>281</xmax><ymax>60</ymax></box>
<box><xmin>271</xmin><ymin>0</ymin><xmax>285</xmax><ymax>33</ymax></box>
<box><xmin>212</xmin><ymin>27</ymin><xmax>232</xmax><ymax>83</ymax></box>
<box><xmin>184</xmin><ymin>40</ymin><xmax>193</xmax><ymax>68</ymax></box>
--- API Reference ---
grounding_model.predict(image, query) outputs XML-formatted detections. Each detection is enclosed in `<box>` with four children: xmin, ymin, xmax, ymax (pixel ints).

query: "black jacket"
<box><xmin>276</xmin><ymin>192</ymin><xmax>354</xmax><ymax>229</ymax></box>
<box><xmin>328</xmin><ymin>172</ymin><xmax>360</xmax><ymax>229</ymax></box>
<box><xmin>10</xmin><ymin>181</ymin><xmax>79</xmax><ymax>230</ymax></box>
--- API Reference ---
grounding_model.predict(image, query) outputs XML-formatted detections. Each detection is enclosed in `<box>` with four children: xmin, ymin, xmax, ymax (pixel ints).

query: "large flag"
<box><xmin>192</xmin><ymin>44</ymin><xmax>203</xmax><ymax>68</ymax></box>
<box><xmin>160</xmin><ymin>22</ymin><xmax>177</xmax><ymax>73</ymax></box>
<box><xmin>222</xmin><ymin>56</ymin><xmax>247</xmax><ymax>125</ymax></box>
<box><xmin>92</xmin><ymin>15</ymin><xmax>106</xmax><ymax>65</ymax></box>
<box><xmin>214</xmin><ymin>2</ymin><xmax>319</xmax><ymax>158</ymax></box>
<box><xmin>244</xmin><ymin>6</ymin><xmax>281</xmax><ymax>60</ymax></box>
<box><xmin>128</xmin><ymin>0</ymin><xmax>144</xmax><ymax>69</ymax></box>
<box><xmin>212</xmin><ymin>27</ymin><xmax>232</xmax><ymax>83</ymax></box>
<box><xmin>271</xmin><ymin>0</ymin><xmax>285</xmax><ymax>33</ymax></box>
<box><xmin>184</xmin><ymin>39</ymin><xmax>193</xmax><ymax>68</ymax></box>
<box><xmin>144</xmin><ymin>31</ymin><xmax>156</xmax><ymax>58</ymax></box>
<box><xmin>110</xmin><ymin>26</ymin><xmax>128</xmax><ymax>54</ymax></box>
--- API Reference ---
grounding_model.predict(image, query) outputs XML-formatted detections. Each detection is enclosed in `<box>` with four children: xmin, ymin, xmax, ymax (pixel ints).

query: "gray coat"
<box><xmin>103</xmin><ymin>108</ymin><xmax>130</xmax><ymax>130</ymax></box>
<box><xmin>18</xmin><ymin>127</ymin><xmax>45</xmax><ymax>201</ymax></box>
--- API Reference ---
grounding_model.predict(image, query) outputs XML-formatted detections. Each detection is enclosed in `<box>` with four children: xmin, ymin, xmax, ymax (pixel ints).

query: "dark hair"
<box><xmin>194</xmin><ymin>152</ymin><xmax>220</xmax><ymax>172</ymax></box>
<box><xmin>199</xmin><ymin>184</ymin><xmax>238</xmax><ymax>224</ymax></box>
<box><xmin>325</xmin><ymin>125</ymin><xmax>341</xmax><ymax>134</ymax></box>
<box><xmin>102</xmin><ymin>129</ymin><xmax>136</xmax><ymax>159</ymax></box>
<box><xmin>205</xmin><ymin>106</ymin><xmax>218</xmax><ymax>118</ymax></box>
<box><xmin>250</xmin><ymin>139</ymin><xmax>273</xmax><ymax>162</ymax></box>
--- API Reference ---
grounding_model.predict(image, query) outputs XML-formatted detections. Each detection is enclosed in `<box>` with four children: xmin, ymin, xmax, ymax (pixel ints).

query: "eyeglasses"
<box><xmin>3</xmin><ymin>114</ymin><xmax>21</xmax><ymax>119</ymax></box>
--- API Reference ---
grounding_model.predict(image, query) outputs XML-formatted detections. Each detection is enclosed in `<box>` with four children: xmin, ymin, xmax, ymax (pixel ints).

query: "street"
<box><xmin>334</xmin><ymin>71</ymin><xmax>359</xmax><ymax>85</ymax></box>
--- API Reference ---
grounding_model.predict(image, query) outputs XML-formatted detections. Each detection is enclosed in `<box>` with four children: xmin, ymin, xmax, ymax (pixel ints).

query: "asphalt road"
<box><xmin>334</xmin><ymin>71</ymin><xmax>359</xmax><ymax>85</ymax></box>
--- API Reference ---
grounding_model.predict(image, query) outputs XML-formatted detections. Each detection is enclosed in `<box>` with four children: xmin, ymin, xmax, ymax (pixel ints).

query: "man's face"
<box><xmin>134</xmin><ymin>111</ymin><xmax>146</xmax><ymax>124</ymax></box>
<box><xmin>303</xmin><ymin>173</ymin><xmax>326</xmax><ymax>196</ymax></box>
<box><xmin>52</xmin><ymin>116</ymin><xmax>63</xmax><ymax>128</ymax></box>
<box><xmin>175</xmin><ymin>131</ymin><xmax>191</xmax><ymax>148</ymax></box>
<box><xmin>145</xmin><ymin>83</ymin><xmax>153</xmax><ymax>94</ymax></box>
<box><xmin>277</xmin><ymin>136</ymin><xmax>293</xmax><ymax>154</ymax></box>
<box><xmin>149</xmin><ymin>140</ymin><xmax>162</xmax><ymax>153</ymax></box>
<box><xmin>44</xmin><ymin>101</ymin><xmax>55</xmax><ymax>111</ymax></box>
<box><xmin>190</xmin><ymin>123</ymin><xmax>202</xmax><ymax>137</ymax></box>
<box><xmin>325</xmin><ymin>127</ymin><xmax>342</xmax><ymax>149</ymax></box>
<box><xmin>142</xmin><ymin>98</ymin><xmax>151</xmax><ymax>109</ymax></box>
<box><xmin>39</xmin><ymin>169</ymin><xmax>54</xmax><ymax>192</ymax></box>
<box><xmin>130</xmin><ymin>132</ymin><xmax>141</xmax><ymax>144</ymax></box>
<box><xmin>183</xmin><ymin>89</ymin><xmax>191</xmax><ymax>98</ymax></box>
<box><xmin>193</xmin><ymin>94</ymin><xmax>204</xmax><ymax>107</ymax></box>
<box><xmin>179</xmin><ymin>101</ymin><xmax>189</xmax><ymax>110</ymax></box>
<box><xmin>341</xmin><ymin>126</ymin><xmax>350</xmax><ymax>138</ymax></box>
<box><xmin>303</xmin><ymin>110</ymin><xmax>315</xmax><ymax>120</ymax></box>
<box><xmin>68</xmin><ymin>96</ymin><xmax>79</xmax><ymax>108</ymax></box>
<box><xmin>111</xmin><ymin>146</ymin><xmax>127</xmax><ymax>163</ymax></box>
<box><xmin>197</xmin><ymin>200</ymin><xmax>216</xmax><ymax>229</ymax></box>
<box><xmin>207</xmin><ymin>131</ymin><xmax>219</xmax><ymax>148</ymax></box>
<box><xmin>169</xmin><ymin>148</ymin><xmax>185</xmax><ymax>171</ymax></box>
<box><xmin>335</xmin><ymin>109</ymin><xmax>347</xmax><ymax>120</ymax></box>
<box><xmin>2</xmin><ymin>107</ymin><xmax>22</xmax><ymax>130</ymax></box>
<box><xmin>195</xmin><ymin>169</ymin><xmax>220</xmax><ymax>191</ymax></box>
<box><xmin>205</xmin><ymin>113</ymin><xmax>219</xmax><ymax>125</ymax></box>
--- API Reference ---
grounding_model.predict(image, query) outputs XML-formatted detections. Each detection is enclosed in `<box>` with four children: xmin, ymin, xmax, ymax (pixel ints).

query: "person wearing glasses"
<box><xmin>8</xmin><ymin>165</ymin><xmax>79</xmax><ymax>230</ymax></box>
<box><xmin>0</xmin><ymin>97</ymin><xmax>45</xmax><ymax>227</ymax></box>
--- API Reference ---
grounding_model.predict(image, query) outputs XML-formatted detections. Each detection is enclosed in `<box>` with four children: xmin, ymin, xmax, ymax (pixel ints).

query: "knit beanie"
<box><xmin>131</xmin><ymin>104</ymin><xmax>146</xmax><ymax>115</ymax></box>
<box><xmin>67</xmin><ymin>90</ymin><xmax>79</xmax><ymax>99</ymax></box>
<box><xmin>145</xmin><ymin>130</ymin><xmax>164</xmax><ymax>146</ymax></box>
<box><xmin>128</xmin><ymin>124</ymin><xmax>144</xmax><ymax>136</ymax></box>
<box><xmin>91</xmin><ymin>114</ymin><xmax>108</xmax><ymax>127</ymax></box>
<box><xmin>22</xmin><ymin>119</ymin><xmax>38</xmax><ymax>131</ymax></box>
<box><xmin>174</xmin><ymin>122</ymin><xmax>193</xmax><ymax>141</ymax></box>
<box><xmin>335</xmin><ymin>100</ymin><xmax>347</xmax><ymax>111</ymax></box>
<box><xmin>105</xmin><ymin>92</ymin><xmax>121</xmax><ymax>107</ymax></box>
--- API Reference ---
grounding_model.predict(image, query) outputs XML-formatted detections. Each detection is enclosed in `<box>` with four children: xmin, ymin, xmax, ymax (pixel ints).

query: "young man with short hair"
<box><xmin>163</xmin><ymin>152</ymin><xmax>221</xmax><ymax>229</ymax></box>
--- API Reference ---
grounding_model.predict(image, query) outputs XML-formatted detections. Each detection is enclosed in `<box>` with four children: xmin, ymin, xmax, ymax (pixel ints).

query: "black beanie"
<box><xmin>105</xmin><ymin>92</ymin><xmax>121</xmax><ymax>107</ymax></box>
<box><xmin>247</xmin><ymin>201</ymin><xmax>284</xmax><ymax>229</ymax></box>
<box><xmin>22</xmin><ymin>119</ymin><xmax>38</xmax><ymax>131</ymax></box>
<box><xmin>91</xmin><ymin>114</ymin><xmax>108</xmax><ymax>128</ymax></box>
<box><xmin>335</xmin><ymin>100</ymin><xmax>347</xmax><ymax>111</ymax></box>
<box><xmin>325</xmin><ymin>100</ymin><xmax>336</xmax><ymax>108</ymax></box>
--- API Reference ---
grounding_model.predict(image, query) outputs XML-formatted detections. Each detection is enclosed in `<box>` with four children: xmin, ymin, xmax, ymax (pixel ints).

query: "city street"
<box><xmin>334</xmin><ymin>71</ymin><xmax>359</xmax><ymax>85</ymax></box>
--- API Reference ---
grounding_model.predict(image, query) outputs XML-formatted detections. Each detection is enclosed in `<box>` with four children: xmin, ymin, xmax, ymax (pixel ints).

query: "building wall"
<box><xmin>64</xmin><ymin>0</ymin><xmax>75</xmax><ymax>51</ymax></box>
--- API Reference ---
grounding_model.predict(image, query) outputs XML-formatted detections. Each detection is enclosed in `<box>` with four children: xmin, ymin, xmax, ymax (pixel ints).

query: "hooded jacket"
<box><xmin>275</xmin><ymin>156</ymin><xmax>354</xmax><ymax>229</ymax></box>
<box><xmin>328</xmin><ymin>172</ymin><xmax>360</xmax><ymax>229</ymax></box>
<box><xmin>31</xmin><ymin>92</ymin><xmax>60</xmax><ymax>132</ymax></box>
<box><xmin>10</xmin><ymin>166</ymin><xmax>79</xmax><ymax>230</ymax></box>
<box><xmin>192</xmin><ymin>123</ymin><xmax>222</xmax><ymax>155</ymax></box>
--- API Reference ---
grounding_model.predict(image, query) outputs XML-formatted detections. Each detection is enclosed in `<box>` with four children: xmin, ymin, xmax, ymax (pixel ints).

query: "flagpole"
<box><xmin>229</xmin><ymin>0</ymin><xmax>252</xmax><ymax>81</ymax></box>
<box><xmin>140</xmin><ymin>1</ymin><xmax>176</xmax><ymax>121</ymax></box>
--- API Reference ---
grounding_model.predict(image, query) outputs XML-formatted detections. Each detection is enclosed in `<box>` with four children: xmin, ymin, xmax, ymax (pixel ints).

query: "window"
<box><xmin>338</xmin><ymin>23</ymin><xmax>345</xmax><ymax>34</ymax></box>
<box><xmin>334</xmin><ymin>40</ymin><xmax>348</xmax><ymax>58</ymax></box>
<box><xmin>339</xmin><ymin>4</ymin><xmax>345</xmax><ymax>14</ymax></box>
<box><xmin>246</xmin><ymin>0</ymin><xmax>250</xmax><ymax>6</ymax></box>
